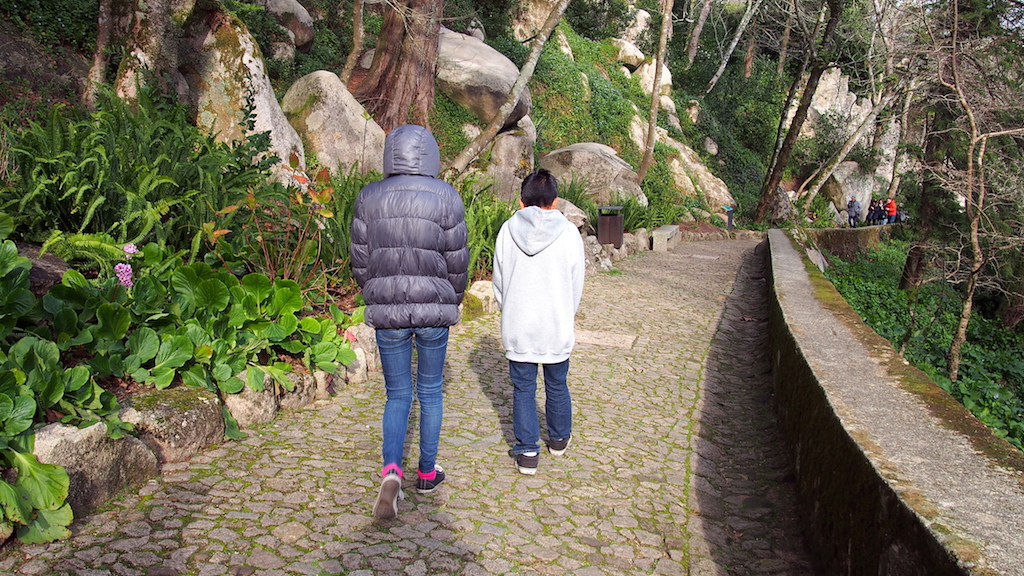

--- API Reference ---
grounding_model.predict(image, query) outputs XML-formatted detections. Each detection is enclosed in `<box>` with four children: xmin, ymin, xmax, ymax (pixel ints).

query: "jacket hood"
<box><xmin>383</xmin><ymin>124</ymin><xmax>441</xmax><ymax>178</ymax></box>
<box><xmin>507</xmin><ymin>206</ymin><xmax>571</xmax><ymax>256</ymax></box>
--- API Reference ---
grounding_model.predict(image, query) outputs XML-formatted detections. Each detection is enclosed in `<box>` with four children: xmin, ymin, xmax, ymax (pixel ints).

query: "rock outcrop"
<box><xmin>540</xmin><ymin>143</ymin><xmax>647</xmax><ymax>207</ymax></box>
<box><xmin>121</xmin><ymin>387</ymin><xmax>225</xmax><ymax>464</ymax></box>
<box><xmin>281</xmin><ymin>71</ymin><xmax>385</xmax><ymax>175</ymax></box>
<box><xmin>34</xmin><ymin>422</ymin><xmax>159</xmax><ymax>517</ymax></box>
<box><xmin>252</xmin><ymin>0</ymin><xmax>315</xmax><ymax>52</ymax></box>
<box><xmin>436</xmin><ymin>27</ymin><xmax>532</xmax><ymax>130</ymax></box>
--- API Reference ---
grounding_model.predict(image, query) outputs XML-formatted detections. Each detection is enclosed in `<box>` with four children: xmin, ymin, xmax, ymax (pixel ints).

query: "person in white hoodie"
<box><xmin>492</xmin><ymin>169</ymin><xmax>586</xmax><ymax>475</ymax></box>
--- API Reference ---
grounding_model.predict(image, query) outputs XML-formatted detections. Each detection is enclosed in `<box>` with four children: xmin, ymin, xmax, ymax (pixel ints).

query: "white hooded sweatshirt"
<box><xmin>492</xmin><ymin>206</ymin><xmax>586</xmax><ymax>363</ymax></box>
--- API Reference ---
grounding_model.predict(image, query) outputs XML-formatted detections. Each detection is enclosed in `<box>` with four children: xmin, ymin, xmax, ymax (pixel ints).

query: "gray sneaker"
<box><xmin>516</xmin><ymin>452</ymin><xmax>539</xmax><ymax>475</ymax></box>
<box><xmin>547</xmin><ymin>436</ymin><xmax>571</xmax><ymax>456</ymax></box>
<box><xmin>373</xmin><ymin>472</ymin><xmax>403</xmax><ymax>519</ymax></box>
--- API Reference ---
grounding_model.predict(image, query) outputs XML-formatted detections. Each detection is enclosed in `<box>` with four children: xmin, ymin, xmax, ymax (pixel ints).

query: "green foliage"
<box><xmin>485</xmin><ymin>32</ymin><xmax>530</xmax><ymax>67</ymax></box>
<box><xmin>826</xmin><ymin>240</ymin><xmax>1024</xmax><ymax>452</ymax></box>
<box><xmin>224</xmin><ymin>0</ymin><xmax>290</xmax><ymax>58</ymax></box>
<box><xmin>677</xmin><ymin>103</ymin><xmax>766</xmax><ymax>222</ymax></box>
<box><xmin>2</xmin><ymin>84</ymin><xmax>273</xmax><ymax>268</ymax></box>
<box><xmin>558</xmin><ymin>177</ymin><xmax>599</xmax><ymax>233</ymax></box>
<box><xmin>443</xmin><ymin>0</ymin><xmax>517</xmax><ymax>38</ymax></box>
<box><xmin>532</xmin><ymin>29</ymin><xmax>643</xmax><ymax>161</ymax></box>
<box><xmin>0</xmin><ymin>0</ymin><xmax>98</xmax><ymax>53</ymax></box>
<box><xmin>460</xmin><ymin>178</ymin><xmax>515</xmax><ymax>281</ymax></box>
<box><xmin>205</xmin><ymin>160</ymin><xmax>376</xmax><ymax>302</ymax></box>
<box><xmin>429</xmin><ymin>92</ymin><xmax>479</xmax><ymax>161</ymax></box>
<box><xmin>807</xmin><ymin>193</ymin><xmax>838</xmax><ymax>229</ymax></box>
<box><xmin>564</xmin><ymin>0</ymin><xmax>633</xmax><ymax>41</ymax></box>
<box><xmin>637</xmin><ymin>144</ymin><xmax>700</xmax><ymax>228</ymax></box>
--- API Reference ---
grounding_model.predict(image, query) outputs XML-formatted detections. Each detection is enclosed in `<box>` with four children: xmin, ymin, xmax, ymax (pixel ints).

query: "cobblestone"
<box><xmin>0</xmin><ymin>240</ymin><xmax>820</xmax><ymax>575</ymax></box>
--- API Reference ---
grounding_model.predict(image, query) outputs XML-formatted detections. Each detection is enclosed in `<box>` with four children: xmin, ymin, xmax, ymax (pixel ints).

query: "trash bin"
<box><xmin>598</xmin><ymin>206</ymin><xmax>624</xmax><ymax>248</ymax></box>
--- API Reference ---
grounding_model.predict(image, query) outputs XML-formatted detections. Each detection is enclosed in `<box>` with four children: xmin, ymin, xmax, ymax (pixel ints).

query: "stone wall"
<box><xmin>764</xmin><ymin>229</ymin><xmax>1024</xmax><ymax>576</ymax></box>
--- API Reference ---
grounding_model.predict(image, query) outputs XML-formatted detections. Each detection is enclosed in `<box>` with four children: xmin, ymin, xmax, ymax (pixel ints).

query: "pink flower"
<box><xmin>115</xmin><ymin>263</ymin><xmax>134</xmax><ymax>287</ymax></box>
<box><xmin>123</xmin><ymin>244</ymin><xmax>138</xmax><ymax>259</ymax></box>
<box><xmin>344</xmin><ymin>330</ymin><xmax>357</xmax><ymax>342</ymax></box>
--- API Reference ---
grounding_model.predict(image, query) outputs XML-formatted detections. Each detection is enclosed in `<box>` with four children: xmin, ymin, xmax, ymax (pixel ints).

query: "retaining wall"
<box><xmin>764</xmin><ymin>229</ymin><xmax>1024</xmax><ymax>576</ymax></box>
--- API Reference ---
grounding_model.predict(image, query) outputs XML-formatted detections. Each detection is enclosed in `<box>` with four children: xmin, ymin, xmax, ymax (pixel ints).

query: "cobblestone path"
<box><xmin>2</xmin><ymin>239</ymin><xmax>820</xmax><ymax>575</ymax></box>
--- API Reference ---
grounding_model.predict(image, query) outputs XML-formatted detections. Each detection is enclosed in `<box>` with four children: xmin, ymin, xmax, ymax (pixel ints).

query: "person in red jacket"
<box><xmin>886</xmin><ymin>197</ymin><xmax>898</xmax><ymax>224</ymax></box>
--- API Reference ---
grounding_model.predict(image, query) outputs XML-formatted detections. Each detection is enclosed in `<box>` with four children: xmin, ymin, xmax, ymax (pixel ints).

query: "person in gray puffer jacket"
<box><xmin>350</xmin><ymin>124</ymin><xmax>468</xmax><ymax>519</ymax></box>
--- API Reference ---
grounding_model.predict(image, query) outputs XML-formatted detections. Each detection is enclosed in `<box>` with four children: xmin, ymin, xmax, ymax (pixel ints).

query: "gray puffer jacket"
<box><xmin>350</xmin><ymin>125</ymin><xmax>469</xmax><ymax>329</ymax></box>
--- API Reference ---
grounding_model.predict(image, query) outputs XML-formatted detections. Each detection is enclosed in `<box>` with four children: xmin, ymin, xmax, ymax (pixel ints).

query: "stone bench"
<box><xmin>651</xmin><ymin>224</ymin><xmax>680</xmax><ymax>252</ymax></box>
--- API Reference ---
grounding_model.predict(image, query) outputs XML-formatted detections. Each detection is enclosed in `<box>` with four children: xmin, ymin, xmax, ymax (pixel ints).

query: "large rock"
<box><xmin>636</xmin><ymin>60</ymin><xmax>672</xmax><ymax>97</ymax></box>
<box><xmin>346</xmin><ymin>322</ymin><xmax>379</xmax><ymax>373</ymax></box>
<box><xmin>621</xmin><ymin>9</ymin><xmax>652</xmax><ymax>44</ymax></box>
<box><xmin>483</xmin><ymin>129</ymin><xmax>536</xmax><ymax>202</ymax></box>
<box><xmin>34</xmin><ymin>422</ymin><xmax>159</xmax><ymax>517</ymax></box>
<box><xmin>557</xmin><ymin>197</ymin><xmax>590</xmax><ymax>232</ymax></box>
<box><xmin>222</xmin><ymin>370</ymin><xmax>278</xmax><ymax>429</ymax></box>
<box><xmin>826</xmin><ymin>161</ymin><xmax>875</xmax><ymax>221</ymax></box>
<box><xmin>252</xmin><ymin>0</ymin><xmax>315</xmax><ymax>52</ymax></box>
<box><xmin>179</xmin><ymin>9</ymin><xmax>305</xmax><ymax>181</ymax></box>
<box><xmin>512</xmin><ymin>0</ymin><xmax>563</xmax><ymax>42</ymax></box>
<box><xmin>467</xmin><ymin>280</ymin><xmax>499</xmax><ymax>315</ymax></box>
<box><xmin>627</xmin><ymin>117</ymin><xmax>735</xmax><ymax>216</ymax></box>
<box><xmin>539</xmin><ymin>143</ymin><xmax>646</xmax><ymax>206</ymax></box>
<box><xmin>611</xmin><ymin>38</ymin><xmax>644</xmax><ymax>70</ymax></box>
<box><xmin>278</xmin><ymin>371</ymin><xmax>316</xmax><ymax>411</ymax></box>
<box><xmin>120</xmin><ymin>387</ymin><xmax>224</xmax><ymax>464</ymax></box>
<box><xmin>436</xmin><ymin>27</ymin><xmax>532</xmax><ymax>130</ymax></box>
<box><xmin>281</xmin><ymin>70</ymin><xmax>385</xmax><ymax>175</ymax></box>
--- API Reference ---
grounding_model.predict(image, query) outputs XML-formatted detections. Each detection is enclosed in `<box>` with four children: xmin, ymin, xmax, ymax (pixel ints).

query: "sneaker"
<box><xmin>547</xmin><ymin>436</ymin><xmax>571</xmax><ymax>456</ymax></box>
<box><xmin>373</xmin><ymin>472</ymin><xmax>403</xmax><ymax>519</ymax></box>
<box><xmin>516</xmin><ymin>452</ymin><xmax>539</xmax><ymax>475</ymax></box>
<box><xmin>416</xmin><ymin>465</ymin><xmax>446</xmax><ymax>494</ymax></box>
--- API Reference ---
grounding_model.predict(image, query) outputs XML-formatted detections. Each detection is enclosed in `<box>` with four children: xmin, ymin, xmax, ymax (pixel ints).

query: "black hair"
<box><xmin>520</xmin><ymin>169</ymin><xmax>558</xmax><ymax>208</ymax></box>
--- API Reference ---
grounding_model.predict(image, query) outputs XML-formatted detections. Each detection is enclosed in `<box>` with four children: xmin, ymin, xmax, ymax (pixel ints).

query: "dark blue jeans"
<box><xmin>376</xmin><ymin>326</ymin><xmax>449</xmax><ymax>476</ymax></box>
<box><xmin>509</xmin><ymin>359</ymin><xmax>572</xmax><ymax>455</ymax></box>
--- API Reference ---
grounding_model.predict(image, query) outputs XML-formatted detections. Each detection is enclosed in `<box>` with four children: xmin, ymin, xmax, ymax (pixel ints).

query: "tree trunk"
<box><xmin>743</xmin><ymin>16</ymin><xmax>757</xmax><ymax>79</ymax></box>
<box><xmin>338</xmin><ymin>0</ymin><xmax>364</xmax><ymax>85</ymax></box>
<box><xmin>753</xmin><ymin>63</ymin><xmax>827</xmax><ymax>221</ymax></box>
<box><xmin>777</xmin><ymin>0</ymin><xmax>794</xmax><ymax>75</ymax></box>
<box><xmin>353</xmin><ymin>0</ymin><xmax>443</xmax><ymax>132</ymax></box>
<box><xmin>443</xmin><ymin>0</ymin><xmax>572</xmax><ymax>177</ymax></box>
<box><xmin>637</xmin><ymin>0</ymin><xmax>676</xmax><ymax>182</ymax></box>
<box><xmin>83</xmin><ymin>0</ymin><xmax>113</xmax><ymax>109</ymax></box>
<box><xmin>703</xmin><ymin>0</ymin><xmax>766</xmax><ymax>96</ymax></box>
<box><xmin>754</xmin><ymin>0</ymin><xmax>845</xmax><ymax>223</ymax></box>
<box><xmin>685</xmin><ymin>0</ymin><xmax>714</xmax><ymax>69</ymax></box>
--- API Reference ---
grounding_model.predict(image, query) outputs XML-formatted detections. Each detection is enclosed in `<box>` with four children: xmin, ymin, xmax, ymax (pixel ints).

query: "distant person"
<box><xmin>886</xmin><ymin>197</ymin><xmax>898</xmax><ymax>224</ymax></box>
<box><xmin>350</xmin><ymin>124</ymin><xmax>469</xmax><ymax>519</ymax></box>
<box><xmin>492</xmin><ymin>169</ymin><xmax>585</xmax><ymax>475</ymax></box>
<box><xmin>871</xmin><ymin>200</ymin><xmax>886</xmax><ymax>225</ymax></box>
<box><xmin>847</xmin><ymin>196</ymin><xmax>862</xmax><ymax>228</ymax></box>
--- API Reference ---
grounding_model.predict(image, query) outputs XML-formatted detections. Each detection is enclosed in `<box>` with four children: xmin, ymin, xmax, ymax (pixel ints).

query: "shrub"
<box><xmin>0</xmin><ymin>0</ymin><xmax>98</xmax><ymax>53</ymax></box>
<box><xmin>461</xmin><ymin>179</ymin><xmax>515</xmax><ymax>281</ymax></box>
<box><xmin>2</xmin><ymin>84</ymin><xmax>273</xmax><ymax>271</ymax></box>
<box><xmin>564</xmin><ymin>0</ymin><xmax>633</xmax><ymax>41</ymax></box>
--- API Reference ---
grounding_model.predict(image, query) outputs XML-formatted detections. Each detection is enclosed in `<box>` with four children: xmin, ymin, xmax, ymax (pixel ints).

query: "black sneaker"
<box><xmin>547</xmin><ymin>436</ymin><xmax>571</xmax><ymax>456</ymax></box>
<box><xmin>516</xmin><ymin>452</ymin><xmax>539</xmax><ymax>475</ymax></box>
<box><xmin>373</xmin><ymin>472</ymin><xmax>403</xmax><ymax>519</ymax></box>
<box><xmin>416</xmin><ymin>465</ymin><xmax>446</xmax><ymax>494</ymax></box>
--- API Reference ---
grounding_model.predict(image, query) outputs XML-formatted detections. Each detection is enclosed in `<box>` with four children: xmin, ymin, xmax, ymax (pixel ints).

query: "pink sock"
<box><xmin>418</xmin><ymin>469</ymin><xmax>436</xmax><ymax>480</ymax></box>
<box><xmin>381</xmin><ymin>463</ymin><xmax>403</xmax><ymax>478</ymax></box>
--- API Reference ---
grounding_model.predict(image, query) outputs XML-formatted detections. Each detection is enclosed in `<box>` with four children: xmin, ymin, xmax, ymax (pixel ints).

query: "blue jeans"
<box><xmin>510</xmin><ymin>359</ymin><xmax>572</xmax><ymax>455</ymax></box>
<box><xmin>376</xmin><ymin>326</ymin><xmax>450</xmax><ymax>475</ymax></box>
